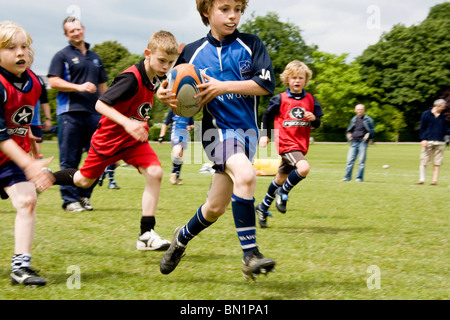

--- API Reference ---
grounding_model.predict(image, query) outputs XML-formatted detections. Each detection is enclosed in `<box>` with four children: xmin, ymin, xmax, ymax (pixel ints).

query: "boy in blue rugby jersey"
<box><xmin>158</xmin><ymin>108</ymin><xmax>194</xmax><ymax>185</ymax></box>
<box><xmin>158</xmin><ymin>0</ymin><xmax>276</xmax><ymax>281</ymax></box>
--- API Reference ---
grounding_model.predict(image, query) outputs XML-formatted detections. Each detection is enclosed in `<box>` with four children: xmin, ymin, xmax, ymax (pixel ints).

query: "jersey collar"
<box><xmin>286</xmin><ymin>88</ymin><xmax>306</xmax><ymax>100</ymax></box>
<box><xmin>207</xmin><ymin>29</ymin><xmax>240</xmax><ymax>47</ymax></box>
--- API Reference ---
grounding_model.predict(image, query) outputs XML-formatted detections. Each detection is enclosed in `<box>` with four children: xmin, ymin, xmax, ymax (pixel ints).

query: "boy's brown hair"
<box><xmin>196</xmin><ymin>0</ymin><xmax>249</xmax><ymax>26</ymax></box>
<box><xmin>147</xmin><ymin>30</ymin><xmax>179</xmax><ymax>56</ymax></box>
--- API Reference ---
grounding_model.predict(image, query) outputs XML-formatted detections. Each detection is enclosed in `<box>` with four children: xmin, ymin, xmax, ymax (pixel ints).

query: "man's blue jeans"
<box><xmin>344</xmin><ymin>141</ymin><xmax>368</xmax><ymax>181</ymax></box>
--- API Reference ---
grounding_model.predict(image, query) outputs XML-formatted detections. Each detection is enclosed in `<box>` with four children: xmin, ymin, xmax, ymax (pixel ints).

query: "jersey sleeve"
<box><xmin>246</xmin><ymin>34</ymin><xmax>275</xmax><ymax>96</ymax></box>
<box><xmin>38</xmin><ymin>77</ymin><xmax>49</xmax><ymax>104</ymax></box>
<box><xmin>99</xmin><ymin>73</ymin><xmax>138</xmax><ymax>106</ymax></box>
<box><xmin>0</xmin><ymin>83</ymin><xmax>10</xmax><ymax>142</ymax></box>
<box><xmin>47</xmin><ymin>51</ymin><xmax>65</xmax><ymax>78</ymax></box>
<box><xmin>261</xmin><ymin>94</ymin><xmax>281</xmax><ymax>135</ymax></box>
<box><xmin>163</xmin><ymin>108</ymin><xmax>174</xmax><ymax>125</ymax></box>
<box><xmin>96</xmin><ymin>55</ymin><xmax>109</xmax><ymax>84</ymax></box>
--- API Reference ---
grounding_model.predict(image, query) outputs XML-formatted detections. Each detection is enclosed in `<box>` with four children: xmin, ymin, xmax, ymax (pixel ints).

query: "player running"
<box><xmin>158</xmin><ymin>108</ymin><xmax>194</xmax><ymax>185</ymax></box>
<box><xmin>51</xmin><ymin>31</ymin><xmax>179</xmax><ymax>251</ymax></box>
<box><xmin>0</xmin><ymin>21</ymin><xmax>54</xmax><ymax>286</ymax></box>
<box><xmin>157</xmin><ymin>0</ymin><xmax>276</xmax><ymax>281</ymax></box>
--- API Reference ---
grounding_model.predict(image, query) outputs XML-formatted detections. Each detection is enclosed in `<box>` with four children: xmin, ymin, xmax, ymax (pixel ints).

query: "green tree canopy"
<box><xmin>91</xmin><ymin>40</ymin><xmax>132</xmax><ymax>84</ymax></box>
<box><xmin>357</xmin><ymin>2</ymin><xmax>450</xmax><ymax>133</ymax></box>
<box><xmin>240</xmin><ymin>12</ymin><xmax>317</xmax><ymax>118</ymax></box>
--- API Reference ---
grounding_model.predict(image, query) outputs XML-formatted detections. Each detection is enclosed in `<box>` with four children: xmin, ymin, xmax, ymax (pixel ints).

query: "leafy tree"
<box><xmin>241</xmin><ymin>12</ymin><xmax>316</xmax><ymax>80</ymax></box>
<box><xmin>308</xmin><ymin>51</ymin><xmax>403</xmax><ymax>141</ymax></box>
<box><xmin>91</xmin><ymin>41</ymin><xmax>131</xmax><ymax>84</ymax></box>
<box><xmin>240</xmin><ymin>12</ymin><xmax>317</xmax><ymax>118</ymax></box>
<box><xmin>357</xmin><ymin>3</ymin><xmax>450</xmax><ymax>138</ymax></box>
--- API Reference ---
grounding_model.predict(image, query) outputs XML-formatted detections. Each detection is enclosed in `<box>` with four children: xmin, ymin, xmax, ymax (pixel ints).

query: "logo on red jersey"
<box><xmin>289</xmin><ymin>107</ymin><xmax>305</xmax><ymax>120</ymax></box>
<box><xmin>12</xmin><ymin>106</ymin><xmax>34</xmax><ymax>125</ymax></box>
<box><xmin>138</xmin><ymin>103</ymin><xmax>152</xmax><ymax>119</ymax></box>
<box><xmin>283</xmin><ymin>107</ymin><xmax>310</xmax><ymax>128</ymax></box>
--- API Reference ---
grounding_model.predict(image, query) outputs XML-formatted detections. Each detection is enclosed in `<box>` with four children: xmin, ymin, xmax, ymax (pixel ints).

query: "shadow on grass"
<box><xmin>277</xmin><ymin>226</ymin><xmax>374</xmax><ymax>234</ymax></box>
<box><xmin>158</xmin><ymin>276</ymin><xmax>363</xmax><ymax>300</ymax></box>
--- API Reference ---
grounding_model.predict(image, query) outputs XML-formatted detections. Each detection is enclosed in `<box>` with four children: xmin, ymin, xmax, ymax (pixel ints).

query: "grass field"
<box><xmin>0</xmin><ymin>141</ymin><xmax>448</xmax><ymax>300</ymax></box>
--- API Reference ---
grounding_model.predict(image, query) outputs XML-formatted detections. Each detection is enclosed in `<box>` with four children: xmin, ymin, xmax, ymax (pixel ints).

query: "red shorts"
<box><xmin>80</xmin><ymin>143</ymin><xmax>161</xmax><ymax>179</ymax></box>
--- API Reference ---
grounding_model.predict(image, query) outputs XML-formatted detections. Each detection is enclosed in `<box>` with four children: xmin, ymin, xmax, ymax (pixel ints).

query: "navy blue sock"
<box><xmin>178</xmin><ymin>205</ymin><xmax>214</xmax><ymax>245</ymax></box>
<box><xmin>172</xmin><ymin>163</ymin><xmax>182</xmax><ymax>178</ymax></box>
<box><xmin>261</xmin><ymin>180</ymin><xmax>281</xmax><ymax>211</ymax></box>
<box><xmin>231</xmin><ymin>194</ymin><xmax>257</xmax><ymax>258</ymax></box>
<box><xmin>106</xmin><ymin>164</ymin><xmax>115</xmax><ymax>183</ymax></box>
<box><xmin>281</xmin><ymin>169</ymin><xmax>305</xmax><ymax>194</ymax></box>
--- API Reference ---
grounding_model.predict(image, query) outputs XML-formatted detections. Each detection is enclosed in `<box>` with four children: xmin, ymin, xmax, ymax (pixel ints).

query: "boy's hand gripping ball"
<box><xmin>167</xmin><ymin>63</ymin><xmax>205</xmax><ymax>117</ymax></box>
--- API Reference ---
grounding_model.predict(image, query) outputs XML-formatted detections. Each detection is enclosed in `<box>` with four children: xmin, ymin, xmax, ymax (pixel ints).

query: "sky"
<box><xmin>0</xmin><ymin>0</ymin><xmax>447</xmax><ymax>75</ymax></box>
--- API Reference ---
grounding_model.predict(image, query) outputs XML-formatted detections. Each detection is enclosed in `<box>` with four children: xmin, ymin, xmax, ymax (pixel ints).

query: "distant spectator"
<box><xmin>416</xmin><ymin>99</ymin><xmax>449</xmax><ymax>185</ymax></box>
<box><xmin>342</xmin><ymin>104</ymin><xmax>375</xmax><ymax>182</ymax></box>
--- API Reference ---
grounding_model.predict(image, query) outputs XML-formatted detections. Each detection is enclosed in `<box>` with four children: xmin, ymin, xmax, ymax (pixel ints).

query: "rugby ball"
<box><xmin>167</xmin><ymin>63</ymin><xmax>204</xmax><ymax>118</ymax></box>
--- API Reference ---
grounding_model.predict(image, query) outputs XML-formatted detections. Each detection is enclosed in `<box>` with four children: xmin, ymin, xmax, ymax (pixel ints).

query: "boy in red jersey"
<box><xmin>0</xmin><ymin>21</ymin><xmax>54</xmax><ymax>286</ymax></box>
<box><xmin>255</xmin><ymin>60</ymin><xmax>323</xmax><ymax>227</ymax></box>
<box><xmin>52</xmin><ymin>31</ymin><xmax>179</xmax><ymax>251</ymax></box>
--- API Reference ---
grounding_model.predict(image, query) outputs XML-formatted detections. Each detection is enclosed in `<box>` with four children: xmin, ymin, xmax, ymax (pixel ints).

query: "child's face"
<box><xmin>145</xmin><ymin>48</ymin><xmax>178</xmax><ymax>78</ymax></box>
<box><xmin>205</xmin><ymin>0</ymin><xmax>243</xmax><ymax>41</ymax></box>
<box><xmin>0</xmin><ymin>31</ymin><xmax>31</xmax><ymax>77</ymax></box>
<box><xmin>288</xmin><ymin>71</ymin><xmax>306</xmax><ymax>94</ymax></box>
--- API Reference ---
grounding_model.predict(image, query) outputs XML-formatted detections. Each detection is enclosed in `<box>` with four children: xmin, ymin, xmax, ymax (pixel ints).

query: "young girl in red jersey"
<box><xmin>52</xmin><ymin>31</ymin><xmax>179</xmax><ymax>251</ymax></box>
<box><xmin>255</xmin><ymin>60</ymin><xmax>323</xmax><ymax>227</ymax></box>
<box><xmin>0</xmin><ymin>21</ymin><xmax>54</xmax><ymax>286</ymax></box>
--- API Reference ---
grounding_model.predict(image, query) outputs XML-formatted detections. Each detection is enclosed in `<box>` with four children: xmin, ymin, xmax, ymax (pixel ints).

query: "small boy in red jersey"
<box><xmin>0</xmin><ymin>21</ymin><xmax>54</xmax><ymax>286</ymax></box>
<box><xmin>255</xmin><ymin>60</ymin><xmax>323</xmax><ymax>227</ymax></box>
<box><xmin>52</xmin><ymin>31</ymin><xmax>179</xmax><ymax>250</ymax></box>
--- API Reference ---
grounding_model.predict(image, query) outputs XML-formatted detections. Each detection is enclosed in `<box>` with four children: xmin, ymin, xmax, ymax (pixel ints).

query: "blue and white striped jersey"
<box><xmin>176</xmin><ymin>30</ymin><xmax>275</xmax><ymax>149</ymax></box>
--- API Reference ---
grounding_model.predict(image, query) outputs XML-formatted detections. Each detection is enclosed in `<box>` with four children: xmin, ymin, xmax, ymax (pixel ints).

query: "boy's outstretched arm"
<box><xmin>95</xmin><ymin>100</ymin><xmax>149</xmax><ymax>142</ymax></box>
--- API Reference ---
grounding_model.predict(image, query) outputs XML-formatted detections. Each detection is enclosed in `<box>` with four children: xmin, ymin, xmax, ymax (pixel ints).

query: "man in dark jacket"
<box><xmin>342</xmin><ymin>104</ymin><xmax>375</xmax><ymax>182</ymax></box>
<box><xmin>417</xmin><ymin>99</ymin><xmax>449</xmax><ymax>185</ymax></box>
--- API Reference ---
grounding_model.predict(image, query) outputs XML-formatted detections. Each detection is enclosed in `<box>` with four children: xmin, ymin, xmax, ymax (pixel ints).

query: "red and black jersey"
<box><xmin>90</xmin><ymin>63</ymin><xmax>156</xmax><ymax>157</ymax></box>
<box><xmin>262</xmin><ymin>89</ymin><xmax>323</xmax><ymax>155</ymax></box>
<box><xmin>0</xmin><ymin>68</ymin><xmax>42</xmax><ymax>166</ymax></box>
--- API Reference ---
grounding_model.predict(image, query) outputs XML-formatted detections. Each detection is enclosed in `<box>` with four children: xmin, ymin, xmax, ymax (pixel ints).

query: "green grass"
<box><xmin>0</xmin><ymin>142</ymin><xmax>448</xmax><ymax>300</ymax></box>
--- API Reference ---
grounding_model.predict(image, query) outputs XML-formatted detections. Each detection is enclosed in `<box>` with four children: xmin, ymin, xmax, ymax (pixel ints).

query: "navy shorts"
<box><xmin>207</xmin><ymin>139</ymin><xmax>250</xmax><ymax>174</ymax></box>
<box><xmin>0</xmin><ymin>162</ymin><xmax>27</xmax><ymax>199</ymax></box>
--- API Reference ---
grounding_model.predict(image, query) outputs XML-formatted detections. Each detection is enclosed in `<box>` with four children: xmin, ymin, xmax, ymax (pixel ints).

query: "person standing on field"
<box><xmin>342</xmin><ymin>104</ymin><xmax>375</xmax><ymax>182</ymax></box>
<box><xmin>48</xmin><ymin>16</ymin><xmax>108</xmax><ymax>212</ymax></box>
<box><xmin>416</xmin><ymin>99</ymin><xmax>449</xmax><ymax>185</ymax></box>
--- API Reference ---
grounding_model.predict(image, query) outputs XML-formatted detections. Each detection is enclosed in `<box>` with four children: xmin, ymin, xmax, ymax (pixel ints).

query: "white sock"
<box><xmin>419</xmin><ymin>165</ymin><xmax>426</xmax><ymax>182</ymax></box>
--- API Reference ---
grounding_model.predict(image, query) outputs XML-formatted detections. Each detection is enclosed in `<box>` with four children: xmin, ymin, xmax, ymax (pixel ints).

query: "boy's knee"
<box><xmin>146</xmin><ymin>166</ymin><xmax>163</xmax><ymax>181</ymax></box>
<box><xmin>205</xmin><ymin>204</ymin><xmax>226</xmax><ymax>220</ymax></box>
<box><xmin>236</xmin><ymin>169</ymin><xmax>256</xmax><ymax>186</ymax></box>
<box><xmin>14</xmin><ymin>193</ymin><xmax>37</xmax><ymax>212</ymax></box>
<box><xmin>297</xmin><ymin>160</ymin><xmax>310</xmax><ymax>177</ymax></box>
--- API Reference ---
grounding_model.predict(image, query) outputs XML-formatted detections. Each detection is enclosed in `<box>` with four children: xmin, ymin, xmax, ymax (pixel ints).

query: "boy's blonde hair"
<box><xmin>280</xmin><ymin>60</ymin><xmax>313</xmax><ymax>87</ymax></box>
<box><xmin>147</xmin><ymin>30</ymin><xmax>179</xmax><ymax>56</ymax></box>
<box><xmin>196</xmin><ymin>0</ymin><xmax>249</xmax><ymax>26</ymax></box>
<box><xmin>0</xmin><ymin>21</ymin><xmax>34</xmax><ymax>64</ymax></box>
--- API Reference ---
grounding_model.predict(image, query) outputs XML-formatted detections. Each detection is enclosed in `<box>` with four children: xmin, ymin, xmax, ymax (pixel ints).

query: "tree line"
<box><xmin>46</xmin><ymin>3</ymin><xmax>449</xmax><ymax>142</ymax></box>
